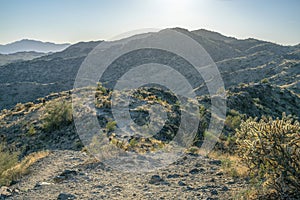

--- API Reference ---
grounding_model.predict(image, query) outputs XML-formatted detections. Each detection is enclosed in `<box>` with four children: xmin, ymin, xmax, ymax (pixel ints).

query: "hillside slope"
<box><xmin>0</xmin><ymin>41</ymin><xmax>101</xmax><ymax>110</ymax></box>
<box><xmin>0</xmin><ymin>52</ymin><xmax>46</xmax><ymax>66</ymax></box>
<box><xmin>0</xmin><ymin>29</ymin><xmax>299</xmax><ymax>110</ymax></box>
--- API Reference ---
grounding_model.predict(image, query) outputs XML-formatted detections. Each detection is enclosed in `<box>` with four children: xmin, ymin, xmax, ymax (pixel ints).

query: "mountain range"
<box><xmin>0</xmin><ymin>28</ymin><xmax>299</xmax><ymax>110</ymax></box>
<box><xmin>0</xmin><ymin>39</ymin><xmax>70</xmax><ymax>54</ymax></box>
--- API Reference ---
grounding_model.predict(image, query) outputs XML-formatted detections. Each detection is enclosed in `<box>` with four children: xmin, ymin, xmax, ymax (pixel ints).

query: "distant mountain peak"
<box><xmin>191</xmin><ymin>28</ymin><xmax>237</xmax><ymax>42</ymax></box>
<box><xmin>0</xmin><ymin>39</ymin><xmax>71</xmax><ymax>54</ymax></box>
<box><xmin>3</xmin><ymin>38</ymin><xmax>70</xmax><ymax>45</ymax></box>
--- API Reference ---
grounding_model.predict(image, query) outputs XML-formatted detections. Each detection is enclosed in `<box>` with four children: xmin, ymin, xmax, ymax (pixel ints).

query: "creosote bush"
<box><xmin>42</xmin><ymin>100</ymin><xmax>73</xmax><ymax>132</ymax></box>
<box><xmin>236</xmin><ymin>113</ymin><xmax>300</xmax><ymax>199</ymax></box>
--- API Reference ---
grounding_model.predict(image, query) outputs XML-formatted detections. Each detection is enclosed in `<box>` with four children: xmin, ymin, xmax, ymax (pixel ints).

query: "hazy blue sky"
<box><xmin>0</xmin><ymin>0</ymin><xmax>299</xmax><ymax>45</ymax></box>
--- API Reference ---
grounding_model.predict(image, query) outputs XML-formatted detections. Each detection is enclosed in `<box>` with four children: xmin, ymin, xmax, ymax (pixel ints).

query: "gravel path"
<box><xmin>3</xmin><ymin>150</ymin><xmax>248</xmax><ymax>200</ymax></box>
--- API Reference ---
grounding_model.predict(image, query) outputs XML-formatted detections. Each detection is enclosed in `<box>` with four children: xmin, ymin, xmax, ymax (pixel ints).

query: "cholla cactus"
<box><xmin>236</xmin><ymin>113</ymin><xmax>300</xmax><ymax>199</ymax></box>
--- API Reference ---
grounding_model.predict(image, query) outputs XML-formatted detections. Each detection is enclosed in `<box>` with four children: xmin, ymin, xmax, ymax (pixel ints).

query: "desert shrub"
<box><xmin>42</xmin><ymin>100</ymin><xmax>73</xmax><ymax>132</ymax></box>
<box><xmin>261</xmin><ymin>78</ymin><xmax>269</xmax><ymax>84</ymax></box>
<box><xmin>106</xmin><ymin>121</ymin><xmax>117</xmax><ymax>132</ymax></box>
<box><xmin>236</xmin><ymin>113</ymin><xmax>300</xmax><ymax>199</ymax></box>
<box><xmin>186</xmin><ymin>146</ymin><xmax>199</xmax><ymax>154</ymax></box>
<box><xmin>96</xmin><ymin>82</ymin><xmax>108</xmax><ymax>95</ymax></box>
<box><xmin>225</xmin><ymin>110</ymin><xmax>242</xmax><ymax>131</ymax></box>
<box><xmin>27</xmin><ymin>125</ymin><xmax>36</xmax><ymax>136</ymax></box>
<box><xmin>129</xmin><ymin>138</ymin><xmax>138</xmax><ymax>147</ymax></box>
<box><xmin>192</xmin><ymin>105</ymin><xmax>209</xmax><ymax>146</ymax></box>
<box><xmin>221</xmin><ymin>158</ymin><xmax>239</xmax><ymax>178</ymax></box>
<box><xmin>208</xmin><ymin>151</ymin><xmax>248</xmax><ymax>180</ymax></box>
<box><xmin>0</xmin><ymin>149</ymin><xmax>49</xmax><ymax>186</ymax></box>
<box><xmin>215</xmin><ymin>110</ymin><xmax>243</xmax><ymax>153</ymax></box>
<box><xmin>0</xmin><ymin>143</ymin><xmax>19</xmax><ymax>186</ymax></box>
<box><xmin>225</xmin><ymin>115</ymin><xmax>241</xmax><ymax>130</ymax></box>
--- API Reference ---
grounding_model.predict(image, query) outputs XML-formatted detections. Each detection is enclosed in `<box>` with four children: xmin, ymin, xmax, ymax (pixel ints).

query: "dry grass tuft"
<box><xmin>0</xmin><ymin>150</ymin><xmax>49</xmax><ymax>186</ymax></box>
<box><xmin>208</xmin><ymin>151</ymin><xmax>249</xmax><ymax>178</ymax></box>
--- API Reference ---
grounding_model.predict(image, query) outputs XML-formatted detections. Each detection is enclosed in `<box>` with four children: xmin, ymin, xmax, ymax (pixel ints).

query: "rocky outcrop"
<box><xmin>226</xmin><ymin>83</ymin><xmax>300</xmax><ymax>118</ymax></box>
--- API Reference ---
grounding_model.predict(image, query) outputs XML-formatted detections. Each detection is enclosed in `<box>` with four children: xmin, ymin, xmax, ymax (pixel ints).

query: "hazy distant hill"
<box><xmin>0</xmin><ymin>39</ymin><xmax>70</xmax><ymax>54</ymax></box>
<box><xmin>0</xmin><ymin>41</ymin><xmax>101</xmax><ymax>109</ymax></box>
<box><xmin>0</xmin><ymin>51</ymin><xmax>46</xmax><ymax>66</ymax></box>
<box><xmin>0</xmin><ymin>29</ymin><xmax>299</xmax><ymax>110</ymax></box>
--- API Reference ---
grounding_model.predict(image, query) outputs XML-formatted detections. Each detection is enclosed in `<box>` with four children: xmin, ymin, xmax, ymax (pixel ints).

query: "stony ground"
<box><xmin>1</xmin><ymin>150</ymin><xmax>249</xmax><ymax>200</ymax></box>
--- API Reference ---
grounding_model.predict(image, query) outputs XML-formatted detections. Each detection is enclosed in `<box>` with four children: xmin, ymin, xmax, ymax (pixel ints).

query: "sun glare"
<box><xmin>155</xmin><ymin>0</ymin><xmax>193</xmax><ymax>21</ymax></box>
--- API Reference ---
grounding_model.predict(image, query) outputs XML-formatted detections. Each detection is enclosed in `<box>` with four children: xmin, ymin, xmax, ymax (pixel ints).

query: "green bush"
<box><xmin>261</xmin><ymin>78</ymin><xmax>269</xmax><ymax>84</ymax></box>
<box><xmin>106</xmin><ymin>121</ymin><xmax>117</xmax><ymax>132</ymax></box>
<box><xmin>225</xmin><ymin>110</ymin><xmax>242</xmax><ymax>131</ymax></box>
<box><xmin>236</xmin><ymin>113</ymin><xmax>300</xmax><ymax>199</ymax></box>
<box><xmin>96</xmin><ymin>82</ymin><xmax>108</xmax><ymax>95</ymax></box>
<box><xmin>129</xmin><ymin>138</ymin><xmax>138</xmax><ymax>147</ymax></box>
<box><xmin>42</xmin><ymin>100</ymin><xmax>73</xmax><ymax>132</ymax></box>
<box><xmin>225</xmin><ymin>115</ymin><xmax>241</xmax><ymax>131</ymax></box>
<box><xmin>27</xmin><ymin>125</ymin><xmax>36</xmax><ymax>136</ymax></box>
<box><xmin>214</xmin><ymin>110</ymin><xmax>243</xmax><ymax>153</ymax></box>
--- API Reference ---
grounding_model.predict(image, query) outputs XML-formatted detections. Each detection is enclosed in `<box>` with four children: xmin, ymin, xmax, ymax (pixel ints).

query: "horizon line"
<box><xmin>1</xmin><ymin>28</ymin><xmax>299</xmax><ymax>47</ymax></box>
